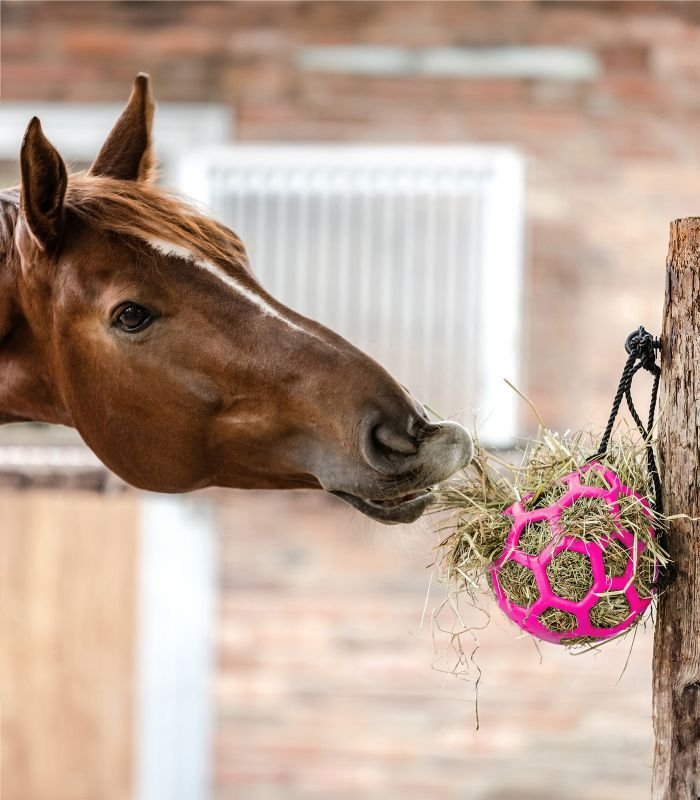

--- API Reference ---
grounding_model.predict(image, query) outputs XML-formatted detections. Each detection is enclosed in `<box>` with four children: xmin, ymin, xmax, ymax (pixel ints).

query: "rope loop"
<box><xmin>592</xmin><ymin>325</ymin><xmax>662</xmax><ymax>514</ymax></box>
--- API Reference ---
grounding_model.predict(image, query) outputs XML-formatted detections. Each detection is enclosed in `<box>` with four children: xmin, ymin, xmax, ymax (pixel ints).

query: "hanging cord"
<box><xmin>591</xmin><ymin>325</ymin><xmax>662</xmax><ymax>515</ymax></box>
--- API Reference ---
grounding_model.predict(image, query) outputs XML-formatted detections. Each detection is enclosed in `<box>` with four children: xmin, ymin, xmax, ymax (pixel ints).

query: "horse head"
<box><xmin>4</xmin><ymin>74</ymin><xmax>473</xmax><ymax>523</ymax></box>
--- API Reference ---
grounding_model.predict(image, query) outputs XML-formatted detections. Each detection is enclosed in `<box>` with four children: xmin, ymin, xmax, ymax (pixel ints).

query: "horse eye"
<box><xmin>114</xmin><ymin>303</ymin><xmax>153</xmax><ymax>332</ymax></box>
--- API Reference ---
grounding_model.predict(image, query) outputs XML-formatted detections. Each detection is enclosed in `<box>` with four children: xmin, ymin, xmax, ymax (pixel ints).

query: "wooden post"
<box><xmin>653</xmin><ymin>217</ymin><xmax>700</xmax><ymax>798</ymax></box>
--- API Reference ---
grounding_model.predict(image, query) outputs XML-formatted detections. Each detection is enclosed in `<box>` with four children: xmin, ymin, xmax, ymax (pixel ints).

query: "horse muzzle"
<box><xmin>331</xmin><ymin>420</ymin><xmax>474</xmax><ymax>524</ymax></box>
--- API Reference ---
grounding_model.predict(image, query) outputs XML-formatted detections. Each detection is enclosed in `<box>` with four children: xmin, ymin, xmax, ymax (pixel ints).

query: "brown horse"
<box><xmin>0</xmin><ymin>74</ymin><xmax>472</xmax><ymax>524</ymax></box>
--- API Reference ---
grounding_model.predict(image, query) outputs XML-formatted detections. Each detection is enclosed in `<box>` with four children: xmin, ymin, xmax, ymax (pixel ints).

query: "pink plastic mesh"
<box><xmin>489</xmin><ymin>461</ymin><xmax>659</xmax><ymax>644</ymax></box>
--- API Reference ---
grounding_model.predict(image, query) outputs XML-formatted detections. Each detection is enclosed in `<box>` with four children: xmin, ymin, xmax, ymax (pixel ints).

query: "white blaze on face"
<box><xmin>144</xmin><ymin>236</ymin><xmax>315</xmax><ymax>338</ymax></box>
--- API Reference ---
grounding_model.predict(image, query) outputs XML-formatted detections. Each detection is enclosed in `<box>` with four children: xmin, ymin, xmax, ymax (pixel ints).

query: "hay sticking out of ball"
<box><xmin>518</xmin><ymin>521</ymin><xmax>551</xmax><ymax>555</ymax></box>
<box><xmin>434</xmin><ymin>427</ymin><xmax>671</xmax><ymax>649</ymax></box>
<box><xmin>540</xmin><ymin>608</ymin><xmax>578</xmax><ymax>634</ymax></box>
<box><xmin>497</xmin><ymin>560</ymin><xmax>539</xmax><ymax>606</ymax></box>
<box><xmin>558</xmin><ymin>496</ymin><xmax>618</xmax><ymax>539</ymax></box>
<box><xmin>590</xmin><ymin>594</ymin><xmax>631</xmax><ymax>629</ymax></box>
<box><xmin>546</xmin><ymin>551</ymin><xmax>592</xmax><ymax>602</ymax></box>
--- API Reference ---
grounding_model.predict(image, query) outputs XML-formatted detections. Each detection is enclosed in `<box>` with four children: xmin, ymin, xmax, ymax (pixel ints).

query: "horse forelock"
<box><xmin>64</xmin><ymin>174</ymin><xmax>249</xmax><ymax>272</ymax></box>
<box><xmin>0</xmin><ymin>173</ymin><xmax>329</xmax><ymax>343</ymax></box>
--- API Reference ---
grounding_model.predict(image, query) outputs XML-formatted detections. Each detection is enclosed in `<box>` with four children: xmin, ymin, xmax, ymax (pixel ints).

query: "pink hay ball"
<box><xmin>488</xmin><ymin>461</ymin><xmax>659</xmax><ymax>644</ymax></box>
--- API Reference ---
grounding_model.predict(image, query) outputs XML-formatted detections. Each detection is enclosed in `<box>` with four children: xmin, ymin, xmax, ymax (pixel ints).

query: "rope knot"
<box><xmin>625</xmin><ymin>325</ymin><xmax>661</xmax><ymax>372</ymax></box>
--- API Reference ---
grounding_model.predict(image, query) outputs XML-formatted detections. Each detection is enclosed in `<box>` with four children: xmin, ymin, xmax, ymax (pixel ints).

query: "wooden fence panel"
<box><xmin>0</xmin><ymin>491</ymin><xmax>138</xmax><ymax>800</ymax></box>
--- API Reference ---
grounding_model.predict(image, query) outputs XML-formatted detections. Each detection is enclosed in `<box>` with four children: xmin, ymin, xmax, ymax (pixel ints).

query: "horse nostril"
<box><xmin>415</xmin><ymin>421</ymin><xmax>441</xmax><ymax>441</ymax></box>
<box><xmin>372</xmin><ymin>422</ymin><xmax>419</xmax><ymax>457</ymax></box>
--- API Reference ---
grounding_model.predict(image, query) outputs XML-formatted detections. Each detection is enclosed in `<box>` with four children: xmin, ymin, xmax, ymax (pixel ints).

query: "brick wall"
<box><xmin>213</xmin><ymin>489</ymin><xmax>654</xmax><ymax>800</ymax></box>
<box><xmin>4</xmin><ymin>1</ymin><xmax>700</xmax><ymax>432</ymax></box>
<box><xmin>2</xmin><ymin>4</ymin><xmax>693</xmax><ymax>796</ymax></box>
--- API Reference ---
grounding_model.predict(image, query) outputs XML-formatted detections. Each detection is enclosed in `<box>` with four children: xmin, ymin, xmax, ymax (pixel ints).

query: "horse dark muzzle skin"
<box><xmin>0</xmin><ymin>74</ymin><xmax>472</xmax><ymax>525</ymax></box>
<box><xmin>332</xmin><ymin>418</ymin><xmax>474</xmax><ymax>523</ymax></box>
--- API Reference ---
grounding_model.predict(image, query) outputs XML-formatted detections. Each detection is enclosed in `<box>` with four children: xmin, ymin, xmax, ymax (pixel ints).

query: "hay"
<box><xmin>497</xmin><ymin>560</ymin><xmax>539</xmax><ymax>606</ymax></box>
<box><xmin>601</xmin><ymin>538</ymin><xmax>630</xmax><ymax>577</ymax></box>
<box><xmin>518</xmin><ymin>521</ymin><xmax>552</xmax><ymax>555</ymax></box>
<box><xmin>434</xmin><ymin>427</ymin><xmax>671</xmax><ymax>650</ymax></box>
<box><xmin>558</xmin><ymin>497</ymin><xmax>618</xmax><ymax>540</ymax></box>
<box><xmin>590</xmin><ymin>594</ymin><xmax>631</xmax><ymax>628</ymax></box>
<box><xmin>546</xmin><ymin>551</ymin><xmax>592</xmax><ymax>602</ymax></box>
<box><xmin>540</xmin><ymin>608</ymin><xmax>578</xmax><ymax>634</ymax></box>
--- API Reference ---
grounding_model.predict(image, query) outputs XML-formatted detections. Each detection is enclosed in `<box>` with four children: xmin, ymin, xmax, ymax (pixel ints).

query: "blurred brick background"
<box><xmin>213</xmin><ymin>489</ymin><xmax>654</xmax><ymax>800</ymax></box>
<box><xmin>3</xmin><ymin>0</ymin><xmax>700</xmax><ymax>431</ymax></box>
<box><xmin>2</xmin><ymin>2</ymin><xmax>697</xmax><ymax>797</ymax></box>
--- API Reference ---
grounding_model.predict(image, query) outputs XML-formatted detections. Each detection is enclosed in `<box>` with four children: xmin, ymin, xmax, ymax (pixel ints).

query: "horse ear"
<box><xmin>89</xmin><ymin>73</ymin><xmax>155</xmax><ymax>182</ymax></box>
<box><xmin>20</xmin><ymin>117</ymin><xmax>68</xmax><ymax>252</ymax></box>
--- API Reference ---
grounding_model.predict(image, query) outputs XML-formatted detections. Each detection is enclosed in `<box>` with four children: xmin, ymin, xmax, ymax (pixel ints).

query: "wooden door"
<box><xmin>0</xmin><ymin>491</ymin><xmax>138</xmax><ymax>800</ymax></box>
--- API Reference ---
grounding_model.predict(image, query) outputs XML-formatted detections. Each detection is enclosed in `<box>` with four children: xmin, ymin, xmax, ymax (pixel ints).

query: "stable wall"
<box><xmin>3</xmin><ymin>0</ymin><xmax>700</xmax><ymax>431</ymax></box>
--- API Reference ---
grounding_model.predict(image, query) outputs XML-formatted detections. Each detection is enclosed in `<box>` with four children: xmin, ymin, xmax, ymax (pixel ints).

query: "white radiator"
<box><xmin>177</xmin><ymin>146</ymin><xmax>524</xmax><ymax>446</ymax></box>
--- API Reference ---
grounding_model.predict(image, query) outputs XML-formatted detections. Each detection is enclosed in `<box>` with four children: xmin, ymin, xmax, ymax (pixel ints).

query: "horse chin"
<box><xmin>331</xmin><ymin>489</ymin><xmax>434</xmax><ymax>525</ymax></box>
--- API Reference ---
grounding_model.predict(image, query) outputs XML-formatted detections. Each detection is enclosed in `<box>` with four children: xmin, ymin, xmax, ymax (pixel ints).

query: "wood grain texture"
<box><xmin>0</xmin><ymin>491</ymin><xmax>138</xmax><ymax>800</ymax></box>
<box><xmin>653</xmin><ymin>217</ymin><xmax>700</xmax><ymax>799</ymax></box>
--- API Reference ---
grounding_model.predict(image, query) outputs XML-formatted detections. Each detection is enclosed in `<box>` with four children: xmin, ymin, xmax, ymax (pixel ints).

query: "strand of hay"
<box><xmin>433</xmin><ymin>427</ymin><xmax>671</xmax><ymax>651</ymax></box>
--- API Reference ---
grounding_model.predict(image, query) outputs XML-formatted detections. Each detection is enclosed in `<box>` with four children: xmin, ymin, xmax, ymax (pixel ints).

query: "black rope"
<box><xmin>591</xmin><ymin>325</ymin><xmax>662</xmax><ymax>515</ymax></box>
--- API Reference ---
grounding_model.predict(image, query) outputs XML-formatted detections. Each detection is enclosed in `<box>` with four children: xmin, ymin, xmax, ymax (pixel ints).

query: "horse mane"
<box><xmin>66</xmin><ymin>175</ymin><xmax>249</xmax><ymax>268</ymax></box>
<box><xmin>0</xmin><ymin>189</ymin><xmax>20</xmax><ymax>259</ymax></box>
<box><xmin>0</xmin><ymin>176</ymin><xmax>248</xmax><ymax>270</ymax></box>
